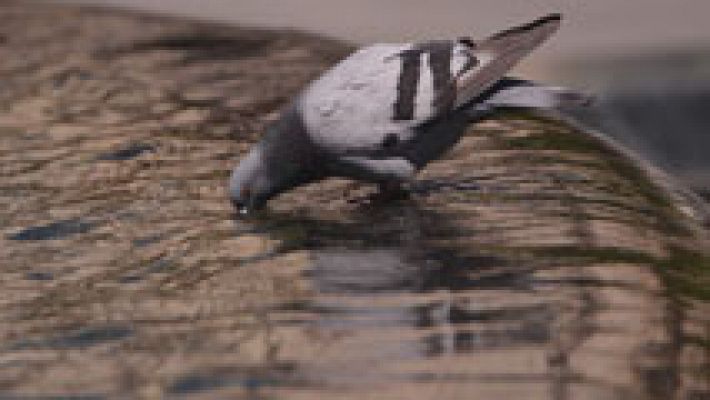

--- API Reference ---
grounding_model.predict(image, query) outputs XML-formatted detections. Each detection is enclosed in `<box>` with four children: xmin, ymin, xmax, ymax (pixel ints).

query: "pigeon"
<box><xmin>230</xmin><ymin>13</ymin><xmax>588</xmax><ymax>213</ymax></box>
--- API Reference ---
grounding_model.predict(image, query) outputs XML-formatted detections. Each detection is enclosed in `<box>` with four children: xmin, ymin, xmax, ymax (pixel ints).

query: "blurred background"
<box><xmin>49</xmin><ymin>0</ymin><xmax>710</xmax><ymax>196</ymax></box>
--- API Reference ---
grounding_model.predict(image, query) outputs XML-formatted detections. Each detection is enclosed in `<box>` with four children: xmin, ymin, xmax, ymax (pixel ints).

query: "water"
<box><xmin>0</xmin><ymin>3</ymin><xmax>708</xmax><ymax>398</ymax></box>
<box><xmin>2</xmin><ymin>112</ymin><xmax>706</xmax><ymax>397</ymax></box>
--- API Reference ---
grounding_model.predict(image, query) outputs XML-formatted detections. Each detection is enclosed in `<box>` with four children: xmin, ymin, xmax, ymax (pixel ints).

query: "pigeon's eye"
<box><xmin>382</xmin><ymin>133</ymin><xmax>399</xmax><ymax>149</ymax></box>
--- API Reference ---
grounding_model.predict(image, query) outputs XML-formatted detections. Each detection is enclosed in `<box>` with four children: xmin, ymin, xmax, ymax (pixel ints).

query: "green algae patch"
<box><xmin>522</xmin><ymin>244</ymin><xmax>710</xmax><ymax>302</ymax></box>
<box><xmin>488</xmin><ymin>112</ymin><xmax>698</xmax><ymax>239</ymax></box>
<box><xmin>657</xmin><ymin>247</ymin><xmax>710</xmax><ymax>301</ymax></box>
<box><xmin>497</xmin><ymin>112</ymin><xmax>674</xmax><ymax>211</ymax></box>
<box><xmin>527</xmin><ymin>245</ymin><xmax>657</xmax><ymax>265</ymax></box>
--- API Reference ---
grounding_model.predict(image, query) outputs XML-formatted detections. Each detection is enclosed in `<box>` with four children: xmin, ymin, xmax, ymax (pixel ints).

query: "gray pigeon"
<box><xmin>230</xmin><ymin>14</ymin><xmax>587</xmax><ymax>213</ymax></box>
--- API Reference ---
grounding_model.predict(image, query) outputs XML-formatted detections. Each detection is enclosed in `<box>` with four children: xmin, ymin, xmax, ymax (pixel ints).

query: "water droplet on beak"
<box><xmin>231</xmin><ymin>199</ymin><xmax>250</xmax><ymax>216</ymax></box>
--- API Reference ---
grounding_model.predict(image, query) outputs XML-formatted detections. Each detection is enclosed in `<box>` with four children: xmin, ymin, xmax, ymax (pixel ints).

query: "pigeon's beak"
<box><xmin>230</xmin><ymin>186</ymin><xmax>267</xmax><ymax>216</ymax></box>
<box><xmin>231</xmin><ymin>198</ymin><xmax>251</xmax><ymax>215</ymax></box>
<box><xmin>231</xmin><ymin>198</ymin><xmax>267</xmax><ymax>217</ymax></box>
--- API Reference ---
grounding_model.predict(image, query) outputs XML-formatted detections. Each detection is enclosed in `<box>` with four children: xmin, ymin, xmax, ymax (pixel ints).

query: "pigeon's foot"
<box><xmin>374</xmin><ymin>181</ymin><xmax>412</xmax><ymax>202</ymax></box>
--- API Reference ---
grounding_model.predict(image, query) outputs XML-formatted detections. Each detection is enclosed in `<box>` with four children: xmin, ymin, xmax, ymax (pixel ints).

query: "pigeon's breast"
<box><xmin>300</xmin><ymin>44</ymin><xmax>437</xmax><ymax>154</ymax></box>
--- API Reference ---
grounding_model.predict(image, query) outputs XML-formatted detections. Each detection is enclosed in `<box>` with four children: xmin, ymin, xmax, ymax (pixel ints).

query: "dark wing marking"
<box><xmin>392</xmin><ymin>48</ymin><xmax>423</xmax><ymax>121</ymax></box>
<box><xmin>392</xmin><ymin>41</ymin><xmax>462</xmax><ymax>120</ymax></box>
<box><xmin>421</xmin><ymin>41</ymin><xmax>456</xmax><ymax>115</ymax></box>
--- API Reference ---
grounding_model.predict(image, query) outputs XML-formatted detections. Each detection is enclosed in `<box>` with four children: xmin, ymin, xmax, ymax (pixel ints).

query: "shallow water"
<box><xmin>0</xmin><ymin>3</ymin><xmax>708</xmax><ymax>399</ymax></box>
<box><xmin>2</xmin><ymin>114</ymin><xmax>707</xmax><ymax>398</ymax></box>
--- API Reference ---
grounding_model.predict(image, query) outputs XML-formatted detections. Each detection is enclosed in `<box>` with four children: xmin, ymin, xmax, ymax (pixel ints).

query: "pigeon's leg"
<box><xmin>376</xmin><ymin>180</ymin><xmax>411</xmax><ymax>200</ymax></box>
<box><xmin>479</xmin><ymin>77</ymin><xmax>593</xmax><ymax>110</ymax></box>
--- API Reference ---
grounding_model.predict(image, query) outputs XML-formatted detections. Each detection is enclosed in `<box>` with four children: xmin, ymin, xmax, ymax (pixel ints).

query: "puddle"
<box><xmin>131</xmin><ymin>233</ymin><xmax>165</xmax><ymax>248</ymax></box>
<box><xmin>167</xmin><ymin>366</ymin><xmax>294</xmax><ymax>395</ymax></box>
<box><xmin>96</xmin><ymin>143</ymin><xmax>155</xmax><ymax>161</ymax></box>
<box><xmin>7</xmin><ymin>218</ymin><xmax>97</xmax><ymax>241</ymax></box>
<box><xmin>11</xmin><ymin>325</ymin><xmax>134</xmax><ymax>350</ymax></box>
<box><xmin>24</xmin><ymin>271</ymin><xmax>54</xmax><ymax>281</ymax></box>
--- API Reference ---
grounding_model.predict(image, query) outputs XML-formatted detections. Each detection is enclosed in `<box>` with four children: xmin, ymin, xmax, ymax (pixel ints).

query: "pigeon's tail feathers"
<box><xmin>454</xmin><ymin>14</ymin><xmax>562</xmax><ymax>108</ymax></box>
<box><xmin>480</xmin><ymin>78</ymin><xmax>594</xmax><ymax>110</ymax></box>
<box><xmin>484</xmin><ymin>13</ymin><xmax>562</xmax><ymax>45</ymax></box>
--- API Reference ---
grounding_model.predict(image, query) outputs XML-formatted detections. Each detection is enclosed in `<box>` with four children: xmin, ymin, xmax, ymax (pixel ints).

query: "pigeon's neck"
<box><xmin>258</xmin><ymin>105</ymin><xmax>324</xmax><ymax>197</ymax></box>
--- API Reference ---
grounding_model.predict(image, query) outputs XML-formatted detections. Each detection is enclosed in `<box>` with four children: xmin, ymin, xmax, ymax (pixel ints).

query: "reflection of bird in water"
<box><xmin>274</xmin><ymin>204</ymin><xmax>556</xmax><ymax>372</ymax></box>
<box><xmin>230</xmin><ymin>14</ymin><xmax>589</xmax><ymax>213</ymax></box>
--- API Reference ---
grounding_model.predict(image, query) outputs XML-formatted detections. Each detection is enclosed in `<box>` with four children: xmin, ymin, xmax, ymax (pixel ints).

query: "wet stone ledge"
<box><xmin>0</xmin><ymin>2</ymin><xmax>708</xmax><ymax>399</ymax></box>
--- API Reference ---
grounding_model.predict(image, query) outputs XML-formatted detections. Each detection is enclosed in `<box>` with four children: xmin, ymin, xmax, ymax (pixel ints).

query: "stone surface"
<box><xmin>0</xmin><ymin>2</ymin><xmax>708</xmax><ymax>399</ymax></box>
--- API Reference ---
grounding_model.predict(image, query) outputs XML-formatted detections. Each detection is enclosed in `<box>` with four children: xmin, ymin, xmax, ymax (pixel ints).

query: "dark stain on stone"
<box><xmin>25</xmin><ymin>271</ymin><xmax>54</xmax><ymax>281</ymax></box>
<box><xmin>107</xmin><ymin>33</ymin><xmax>273</xmax><ymax>63</ymax></box>
<box><xmin>7</xmin><ymin>218</ymin><xmax>97</xmax><ymax>241</ymax></box>
<box><xmin>12</xmin><ymin>325</ymin><xmax>133</xmax><ymax>350</ymax></box>
<box><xmin>132</xmin><ymin>233</ymin><xmax>164</xmax><ymax>248</ymax></box>
<box><xmin>118</xmin><ymin>256</ymin><xmax>173</xmax><ymax>283</ymax></box>
<box><xmin>97</xmin><ymin>143</ymin><xmax>154</xmax><ymax>161</ymax></box>
<box><xmin>52</xmin><ymin>68</ymin><xmax>92</xmax><ymax>88</ymax></box>
<box><xmin>138</xmin><ymin>257</ymin><xmax>171</xmax><ymax>276</ymax></box>
<box><xmin>168</xmin><ymin>364</ymin><xmax>298</xmax><ymax>394</ymax></box>
<box><xmin>117</xmin><ymin>275</ymin><xmax>141</xmax><ymax>283</ymax></box>
<box><xmin>169</xmin><ymin>374</ymin><xmax>233</xmax><ymax>394</ymax></box>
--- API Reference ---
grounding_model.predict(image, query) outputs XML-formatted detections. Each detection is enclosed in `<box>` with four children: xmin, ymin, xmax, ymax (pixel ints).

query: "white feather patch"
<box><xmin>415</xmin><ymin>51</ymin><xmax>435</xmax><ymax>122</ymax></box>
<box><xmin>301</xmin><ymin>44</ymin><xmax>422</xmax><ymax>152</ymax></box>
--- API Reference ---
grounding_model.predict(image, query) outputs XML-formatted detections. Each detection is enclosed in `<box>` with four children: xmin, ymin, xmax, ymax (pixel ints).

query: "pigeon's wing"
<box><xmin>299</xmin><ymin>43</ymin><xmax>429</xmax><ymax>155</ymax></box>
<box><xmin>299</xmin><ymin>14</ymin><xmax>562</xmax><ymax>156</ymax></box>
<box><xmin>453</xmin><ymin>14</ymin><xmax>562</xmax><ymax>108</ymax></box>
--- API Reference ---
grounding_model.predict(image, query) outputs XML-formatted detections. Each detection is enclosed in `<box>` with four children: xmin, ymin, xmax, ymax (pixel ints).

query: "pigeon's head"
<box><xmin>229</xmin><ymin>110</ymin><xmax>318</xmax><ymax>214</ymax></box>
<box><xmin>229</xmin><ymin>143</ymin><xmax>275</xmax><ymax>214</ymax></box>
